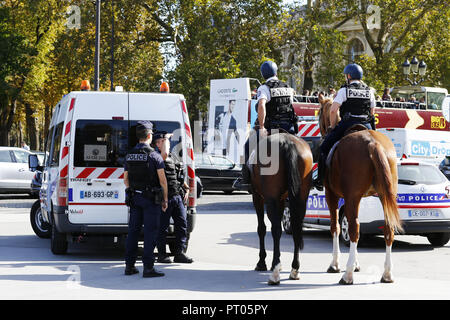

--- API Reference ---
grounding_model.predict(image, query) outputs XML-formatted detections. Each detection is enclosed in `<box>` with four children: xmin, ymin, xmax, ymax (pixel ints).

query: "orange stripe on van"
<box><xmin>97</xmin><ymin>168</ymin><xmax>117</xmax><ymax>179</ymax></box>
<box><xmin>64</xmin><ymin>121</ymin><xmax>71</xmax><ymax>136</ymax></box>
<box><xmin>61</xmin><ymin>146</ymin><xmax>69</xmax><ymax>159</ymax></box>
<box><xmin>76</xmin><ymin>167</ymin><xmax>96</xmax><ymax>178</ymax></box>
<box><xmin>69</xmin><ymin>98</ymin><xmax>76</xmax><ymax>111</ymax></box>
<box><xmin>60</xmin><ymin>165</ymin><xmax>68</xmax><ymax>178</ymax></box>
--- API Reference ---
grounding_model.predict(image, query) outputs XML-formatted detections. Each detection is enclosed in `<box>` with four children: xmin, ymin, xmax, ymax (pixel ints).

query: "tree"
<box><xmin>338</xmin><ymin>0</ymin><xmax>450</xmax><ymax>90</ymax></box>
<box><xmin>144</xmin><ymin>0</ymin><xmax>284</xmax><ymax>120</ymax></box>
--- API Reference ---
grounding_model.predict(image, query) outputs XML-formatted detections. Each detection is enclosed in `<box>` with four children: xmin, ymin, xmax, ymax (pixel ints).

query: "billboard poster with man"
<box><xmin>207</xmin><ymin>78</ymin><xmax>251</xmax><ymax>165</ymax></box>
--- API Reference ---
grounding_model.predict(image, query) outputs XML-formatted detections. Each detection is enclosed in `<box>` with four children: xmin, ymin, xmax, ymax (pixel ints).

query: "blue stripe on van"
<box><xmin>68</xmin><ymin>188</ymin><xmax>73</xmax><ymax>202</ymax></box>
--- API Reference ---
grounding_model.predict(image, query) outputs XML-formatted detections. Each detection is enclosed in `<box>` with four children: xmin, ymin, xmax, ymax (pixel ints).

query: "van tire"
<box><xmin>30</xmin><ymin>201</ymin><xmax>51</xmax><ymax>239</ymax></box>
<box><xmin>426</xmin><ymin>233</ymin><xmax>450</xmax><ymax>247</ymax></box>
<box><xmin>51</xmin><ymin>218</ymin><xmax>68</xmax><ymax>255</ymax></box>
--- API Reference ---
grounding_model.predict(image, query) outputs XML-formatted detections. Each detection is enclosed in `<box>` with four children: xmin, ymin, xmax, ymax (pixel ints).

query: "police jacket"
<box><xmin>125</xmin><ymin>143</ymin><xmax>161</xmax><ymax>191</ymax></box>
<box><xmin>164</xmin><ymin>154</ymin><xmax>184</xmax><ymax>198</ymax></box>
<box><xmin>340</xmin><ymin>81</ymin><xmax>372</xmax><ymax>118</ymax></box>
<box><xmin>264</xmin><ymin>79</ymin><xmax>296</xmax><ymax>129</ymax></box>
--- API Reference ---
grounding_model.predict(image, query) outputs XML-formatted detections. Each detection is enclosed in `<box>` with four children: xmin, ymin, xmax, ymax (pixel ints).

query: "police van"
<box><xmin>29</xmin><ymin>87</ymin><xmax>196</xmax><ymax>254</ymax></box>
<box><xmin>378</xmin><ymin>128</ymin><xmax>450</xmax><ymax>166</ymax></box>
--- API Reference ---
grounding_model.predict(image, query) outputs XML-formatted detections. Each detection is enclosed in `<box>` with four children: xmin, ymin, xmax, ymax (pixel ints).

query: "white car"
<box><xmin>283</xmin><ymin>160</ymin><xmax>450</xmax><ymax>247</ymax></box>
<box><xmin>0</xmin><ymin>147</ymin><xmax>35</xmax><ymax>194</ymax></box>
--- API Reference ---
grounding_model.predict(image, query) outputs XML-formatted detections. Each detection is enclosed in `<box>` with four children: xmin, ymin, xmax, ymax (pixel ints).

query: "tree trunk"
<box><xmin>24</xmin><ymin>102</ymin><xmax>37</xmax><ymax>150</ymax></box>
<box><xmin>303</xmin><ymin>49</ymin><xmax>314</xmax><ymax>91</ymax></box>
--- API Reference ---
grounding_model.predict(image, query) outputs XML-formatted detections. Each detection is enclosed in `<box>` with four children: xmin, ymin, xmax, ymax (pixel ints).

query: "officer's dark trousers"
<box><xmin>125</xmin><ymin>194</ymin><xmax>161</xmax><ymax>267</ymax></box>
<box><xmin>157</xmin><ymin>194</ymin><xmax>188</xmax><ymax>255</ymax></box>
<box><xmin>243</xmin><ymin>123</ymin><xmax>296</xmax><ymax>166</ymax></box>
<box><xmin>320</xmin><ymin>119</ymin><xmax>373</xmax><ymax>161</ymax></box>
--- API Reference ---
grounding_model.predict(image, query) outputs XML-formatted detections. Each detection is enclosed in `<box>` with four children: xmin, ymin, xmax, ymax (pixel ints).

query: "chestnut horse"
<box><xmin>250</xmin><ymin>132</ymin><xmax>313</xmax><ymax>285</ymax></box>
<box><xmin>318</xmin><ymin>94</ymin><xmax>403</xmax><ymax>285</ymax></box>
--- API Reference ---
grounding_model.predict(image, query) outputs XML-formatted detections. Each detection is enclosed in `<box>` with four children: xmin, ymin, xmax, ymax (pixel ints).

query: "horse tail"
<box><xmin>279</xmin><ymin>134</ymin><xmax>304</xmax><ymax>250</ymax></box>
<box><xmin>368</xmin><ymin>141</ymin><xmax>403</xmax><ymax>233</ymax></box>
<box><xmin>279</xmin><ymin>135</ymin><xmax>301</xmax><ymax>198</ymax></box>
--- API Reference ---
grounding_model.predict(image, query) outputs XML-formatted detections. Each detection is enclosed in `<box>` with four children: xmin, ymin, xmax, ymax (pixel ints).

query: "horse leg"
<box><xmin>253</xmin><ymin>193</ymin><xmax>267</xmax><ymax>272</ymax></box>
<box><xmin>289</xmin><ymin>196</ymin><xmax>305</xmax><ymax>280</ymax></box>
<box><xmin>326</xmin><ymin>191</ymin><xmax>341</xmax><ymax>273</ymax></box>
<box><xmin>381</xmin><ymin>225</ymin><xmax>395</xmax><ymax>283</ymax></box>
<box><xmin>267</xmin><ymin>198</ymin><xmax>282</xmax><ymax>285</ymax></box>
<box><xmin>339</xmin><ymin>197</ymin><xmax>361</xmax><ymax>285</ymax></box>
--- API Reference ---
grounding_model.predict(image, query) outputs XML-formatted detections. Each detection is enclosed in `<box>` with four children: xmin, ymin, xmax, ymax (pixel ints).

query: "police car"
<box><xmin>29</xmin><ymin>84</ymin><xmax>197</xmax><ymax>254</ymax></box>
<box><xmin>282</xmin><ymin>160</ymin><xmax>450</xmax><ymax>247</ymax></box>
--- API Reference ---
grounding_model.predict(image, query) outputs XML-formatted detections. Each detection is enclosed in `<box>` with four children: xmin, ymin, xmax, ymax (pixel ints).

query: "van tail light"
<box><xmin>57</xmin><ymin>177</ymin><xmax>68</xmax><ymax>206</ymax></box>
<box><xmin>401</xmin><ymin>154</ymin><xmax>408</xmax><ymax>159</ymax></box>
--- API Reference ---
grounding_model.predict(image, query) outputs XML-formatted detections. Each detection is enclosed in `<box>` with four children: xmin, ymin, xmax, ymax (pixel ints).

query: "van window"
<box><xmin>50</xmin><ymin>122</ymin><xmax>64</xmax><ymax>167</ymax></box>
<box><xmin>129</xmin><ymin>120</ymin><xmax>182</xmax><ymax>159</ymax></box>
<box><xmin>74</xmin><ymin>120</ymin><xmax>182</xmax><ymax>168</ymax></box>
<box><xmin>0</xmin><ymin>150</ymin><xmax>12</xmax><ymax>162</ymax></box>
<box><xmin>74</xmin><ymin>120</ymin><xmax>128</xmax><ymax>168</ymax></box>
<box><xmin>398</xmin><ymin>164</ymin><xmax>446</xmax><ymax>185</ymax></box>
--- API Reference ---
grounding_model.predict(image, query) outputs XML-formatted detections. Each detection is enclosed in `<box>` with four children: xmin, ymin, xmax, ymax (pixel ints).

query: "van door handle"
<box><xmin>18</xmin><ymin>168</ymin><xmax>25</xmax><ymax>172</ymax></box>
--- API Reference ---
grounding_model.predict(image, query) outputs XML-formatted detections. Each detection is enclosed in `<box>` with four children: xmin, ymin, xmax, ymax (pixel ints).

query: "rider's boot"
<box><xmin>233</xmin><ymin>165</ymin><xmax>251</xmax><ymax>191</ymax></box>
<box><xmin>312</xmin><ymin>154</ymin><xmax>324</xmax><ymax>191</ymax></box>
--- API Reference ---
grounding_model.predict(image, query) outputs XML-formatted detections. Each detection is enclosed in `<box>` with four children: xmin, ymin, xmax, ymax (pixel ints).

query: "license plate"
<box><xmin>80</xmin><ymin>190</ymin><xmax>119</xmax><ymax>199</ymax></box>
<box><xmin>408</xmin><ymin>209</ymin><xmax>440</xmax><ymax>218</ymax></box>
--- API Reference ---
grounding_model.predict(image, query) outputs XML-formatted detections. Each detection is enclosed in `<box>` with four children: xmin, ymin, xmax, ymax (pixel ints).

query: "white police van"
<box><xmin>378</xmin><ymin>128</ymin><xmax>450</xmax><ymax>166</ymax></box>
<box><xmin>30</xmin><ymin>88</ymin><xmax>197</xmax><ymax>254</ymax></box>
<box><xmin>282</xmin><ymin>160</ymin><xmax>450</xmax><ymax>247</ymax></box>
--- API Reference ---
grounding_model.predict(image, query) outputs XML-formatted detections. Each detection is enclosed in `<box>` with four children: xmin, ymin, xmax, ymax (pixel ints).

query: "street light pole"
<box><xmin>401</xmin><ymin>55</ymin><xmax>427</xmax><ymax>86</ymax></box>
<box><xmin>94</xmin><ymin>0</ymin><xmax>101</xmax><ymax>91</ymax></box>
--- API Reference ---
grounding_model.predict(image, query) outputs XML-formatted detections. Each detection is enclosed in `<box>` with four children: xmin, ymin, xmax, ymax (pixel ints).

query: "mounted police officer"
<box><xmin>123</xmin><ymin>121</ymin><xmax>168</xmax><ymax>278</ymax></box>
<box><xmin>153</xmin><ymin>132</ymin><xmax>193</xmax><ymax>264</ymax></box>
<box><xmin>313</xmin><ymin>63</ymin><xmax>376</xmax><ymax>191</ymax></box>
<box><xmin>234</xmin><ymin>60</ymin><xmax>298</xmax><ymax>190</ymax></box>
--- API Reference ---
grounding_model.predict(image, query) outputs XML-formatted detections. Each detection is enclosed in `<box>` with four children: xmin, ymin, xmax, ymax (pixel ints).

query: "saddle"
<box><xmin>326</xmin><ymin>124</ymin><xmax>369</xmax><ymax>168</ymax></box>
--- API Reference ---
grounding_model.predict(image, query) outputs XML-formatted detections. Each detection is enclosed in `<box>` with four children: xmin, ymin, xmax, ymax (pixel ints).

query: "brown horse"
<box><xmin>318</xmin><ymin>94</ymin><xmax>403</xmax><ymax>285</ymax></box>
<box><xmin>249</xmin><ymin>132</ymin><xmax>313</xmax><ymax>285</ymax></box>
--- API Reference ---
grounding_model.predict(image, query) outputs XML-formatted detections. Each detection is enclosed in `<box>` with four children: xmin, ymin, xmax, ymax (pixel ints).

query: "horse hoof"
<box><xmin>268</xmin><ymin>279</ymin><xmax>280</xmax><ymax>286</ymax></box>
<box><xmin>354</xmin><ymin>265</ymin><xmax>361</xmax><ymax>272</ymax></box>
<box><xmin>339</xmin><ymin>277</ymin><xmax>353</xmax><ymax>285</ymax></box>
<box><xmin>289</xmin><ymin>269</ymin><xmax>300</xmax><ymax>280</ymax></box>
<box><xmin>327</xmin><ymin>266</ymin><xmax>340</xmax><ymax>273</ymax></box>
<box><xmin>255</xmin><ymin>263</ymin><xmax>267</xmax><ymax>272</ymax></box>
<box><xmin>380</xmin><ymin>277</ymin><xmax>394</xmax><ymax>284</ymax></box>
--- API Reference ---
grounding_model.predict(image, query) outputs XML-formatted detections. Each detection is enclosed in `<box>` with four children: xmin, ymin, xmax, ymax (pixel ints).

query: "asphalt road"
<box><xmin>0</xmin><ymin>191</ymin><xmax>449</xmax><ymax>301</ymax></box>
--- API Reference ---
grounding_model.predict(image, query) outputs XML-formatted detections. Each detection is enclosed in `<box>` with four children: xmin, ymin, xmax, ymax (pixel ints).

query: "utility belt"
<box><xmin>126</xmin><ymin>186</ymin><xmax>164</xmax><ymax>205</ymax></box>
<box><xmin>341</xmin><ymin>113</ymin><xmax>371</xmax><ymax>122</ymax></box>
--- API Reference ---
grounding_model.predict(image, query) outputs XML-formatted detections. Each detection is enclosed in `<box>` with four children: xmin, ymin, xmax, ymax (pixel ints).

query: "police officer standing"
<box><xmin>234</xmin><ymin>60</ymin><xmax>298</xmax><ymax>190</ymax></box>
<box><xmin>123</xmin><ymin>121</ymin><xmax>168</xmax><ymax>278</ymax></box>
<box><xmin>153</xmin><ymin>132</ymin><xmax>193</xmax><ymax>264</ymax></box>
<box><xmin>313</xmin><ymin>63</ymin><xmax>376</xmax><ymax>191</ymax></box>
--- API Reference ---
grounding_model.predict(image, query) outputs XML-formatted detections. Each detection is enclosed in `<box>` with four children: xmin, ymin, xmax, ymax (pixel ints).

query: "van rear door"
<box><xmin>68</xmin><ymin>92</ymin><xmax>129</xmax><ymax>224</ymax></box>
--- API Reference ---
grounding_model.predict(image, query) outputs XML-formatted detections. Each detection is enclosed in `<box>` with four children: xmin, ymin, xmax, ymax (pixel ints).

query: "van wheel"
<box><xmin>282</xmin><ymin>206</ymin><xmax>292</xmax><ymax>235</ymax></box>
<box><xmin>51</xmin><ymin>219</ymin><xmax>68</xmax><ymax>255</ymax></box>
<box><xmin>30</xmin><ymin>201</ymin><xmax>51</xmax><ymax>239</ymax></box>
<box><xmin>426</xmin><ymin>233</ymin><xmax>450</xmax><ymax>247</ymax></box>
<box><xmin>339</xmin><ymin>207</ymin><xmax>351</xmax><ymax>247</ymax></box>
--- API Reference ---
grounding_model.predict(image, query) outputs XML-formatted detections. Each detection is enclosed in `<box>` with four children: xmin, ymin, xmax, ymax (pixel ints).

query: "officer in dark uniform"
<box><xmin>313</xmin><ymin>63</ymin><xmax>376</xmax><ymax>191</ymax></box>
<box><xmin>153</xmin><ymin>132</ymin><xmax>193</xmax><ymax>264</ymax></box>
<box><xmin>123</xmin><ymin>121</ymin><xmax>169</xmax><ymax>278</ymax></box>
<box><xmin>234</xmin><ymin>60</ymin><xmax>298</xmax><ymax>190</ymax></box>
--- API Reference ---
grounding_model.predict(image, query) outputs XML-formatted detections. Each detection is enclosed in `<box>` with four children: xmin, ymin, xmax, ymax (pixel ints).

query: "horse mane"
<box><xmin>318</xmin><ymin>93</ymin><xmax>340</xmax><ymax>136</ymax></box>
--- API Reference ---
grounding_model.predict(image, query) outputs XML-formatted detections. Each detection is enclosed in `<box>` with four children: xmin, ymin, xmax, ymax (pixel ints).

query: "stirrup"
<box><xmin>233</xmin><ymin>177</ymin><xmax>251</xmax><ymax>191</ymax></box>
